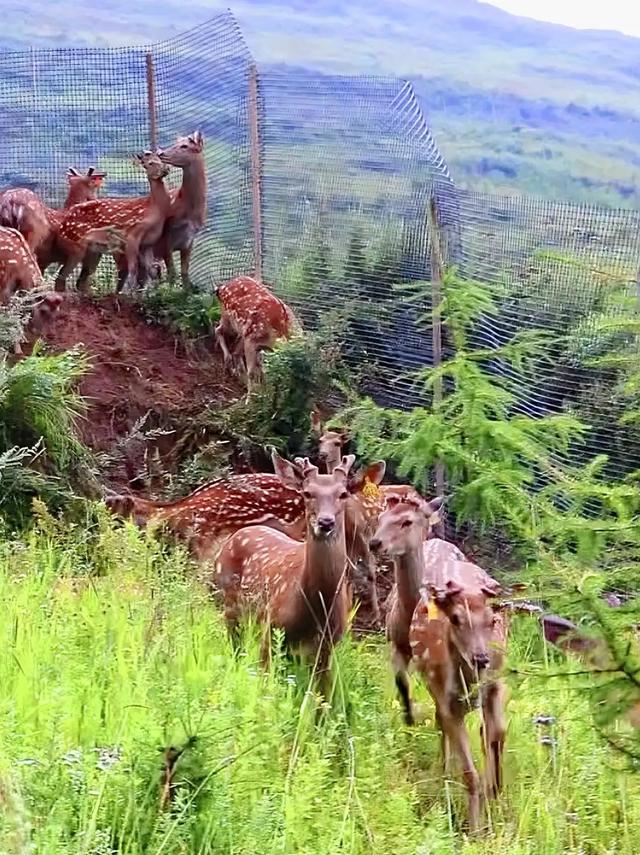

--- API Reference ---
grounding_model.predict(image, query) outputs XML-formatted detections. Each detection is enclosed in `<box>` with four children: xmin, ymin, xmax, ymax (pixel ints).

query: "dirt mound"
<box><xmin>24</xmin><ymin>294</ymin><xmax>241</xmax><ymax>487</ymax></box>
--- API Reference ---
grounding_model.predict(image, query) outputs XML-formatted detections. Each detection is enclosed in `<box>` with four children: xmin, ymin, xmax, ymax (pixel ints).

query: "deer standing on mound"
<box><xmin>0</xmin><ymin>227</ymin><xmax>44</xmax><ymax>304</ymax></box>
<box><xmin>0</xmin><ymin>167</ymin><xmax>107</xmax><ymax>269</ymax></box>
<box><xmin>104</xmin><ymin>472</ymin><xmax>306</xmax><ymax>564</ymax></box>
<box><xmin>155</xmin><ymin>131</ymin><xmax>207</xmax><ymax>288</ymax></box>
<box><xmin>215</xmin><ymin>452</ymin><xmax>356</xmax><ymax>684</ymax></box>
<box><xmin>215</xmin><ymin>275</ymin><xmax>300</xmax><ymax>390</ymax></box>
<box><xmin>56</xmin><ymin>152</ymin><xmax>172</xmax><ymax>292</ymax></box>
<box><xmin>370</xmin><ymin>496</ymin><xmax>507</xmax><ymax>832</ymax></box>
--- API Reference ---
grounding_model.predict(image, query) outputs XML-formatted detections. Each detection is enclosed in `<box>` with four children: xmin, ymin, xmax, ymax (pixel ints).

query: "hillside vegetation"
<box><xmin>2</xmin><ymin>0</ymin><xmax>640</xmax><ymax>206</ymax></box>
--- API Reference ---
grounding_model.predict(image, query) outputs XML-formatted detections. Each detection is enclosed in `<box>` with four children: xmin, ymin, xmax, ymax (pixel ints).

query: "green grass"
<box><xmin>0</xmin><ymin>513</ymin><xmax>638</xmax><ymax>853</ymax></box>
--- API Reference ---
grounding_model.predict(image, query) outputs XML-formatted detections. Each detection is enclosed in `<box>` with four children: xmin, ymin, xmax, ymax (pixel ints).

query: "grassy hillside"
<box><xmin>2</xmin><ymin>0</ymin><xmax>640</xmax><ymax>205</ymax></box>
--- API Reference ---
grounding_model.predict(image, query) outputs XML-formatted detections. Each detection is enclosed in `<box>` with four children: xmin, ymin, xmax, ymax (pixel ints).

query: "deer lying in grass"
<box><xmin>105</xmin><ymin>472</ymin><xmax>306</xmax><ymax>563</ymax></box>
<box><xmin>0</xmin><ymin>167</ymin><xmax>106</xmax><ymax>266</ymax></box>
<box><xmin>56</xmin><ymin>152</ymin><xmax>172</xmax><ymax>292</ymax></box>
<box><xmin>215</xmin><ymin>275</ymin><xmax>300</xmax><ymax>390</ymax></box>
<box><xmin>215</xmin><ymin>452</ymin><xmax>356</xmax><ymax>683</ymax></box>
<box><xmin>370</xmin><ymin>496</ymin><xmax>507</xmax><ymax>832</ymax></box>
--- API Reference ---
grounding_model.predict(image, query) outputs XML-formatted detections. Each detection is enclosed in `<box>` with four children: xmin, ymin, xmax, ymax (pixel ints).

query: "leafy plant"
<box><xmin>139</xmin><ymin>285</ymin><xmax>221</xmax><ymax>338</ymax></box>
<box><xmin>0</xmin><ymin>344</ymin><xmax>94</xmax><ymax>526</ymax></box>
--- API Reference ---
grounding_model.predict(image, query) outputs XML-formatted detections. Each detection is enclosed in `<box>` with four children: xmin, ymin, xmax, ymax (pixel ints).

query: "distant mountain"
<box><xmin>2</xmin><ymin>0</ymin><xmax>640</xmax><ymax>206</ymax></box>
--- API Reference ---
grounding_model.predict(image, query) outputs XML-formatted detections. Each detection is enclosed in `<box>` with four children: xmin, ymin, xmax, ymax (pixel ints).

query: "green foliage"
<box><xmin>205</xmin><ymin>324</ymin><xmax>347</xmax><ymax>460</ymax></box>
<box><xmin>140</xmin><ymin>285</ymin><xmax>221</xmax><ymax>338</ymax></box>
<box><xmin>0</xmin><ymin>345</ymin><xmax>94</xmax><ymax>526</ymax></box>
<box><xmin>0</xmin><ymin>521</ymin><xmax>639</xmax><ymax>852</ymax></box>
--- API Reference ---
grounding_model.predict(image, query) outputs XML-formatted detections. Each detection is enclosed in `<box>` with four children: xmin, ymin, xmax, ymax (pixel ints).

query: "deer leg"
<box><xmin>435</xmin><ymin>708</ymin><xmax>451</xmax><ymax>774</ymax></box>
<box><xmin>77</xmin><ymin>250</ymin><xmax>102</xmax><ymax>292</ymax></box>
<box><xmin>55</xmin><ymin>254</ymin><xmax>81</xmax><ymax>292</ymax></box>
<box><xmin>123</xmin><ymin>234</ymin><xmax>143</xmax><ymax>293</ymax></box>
<box><xmin>364</xmin><ymin>550</ymin><xmax>380</xmax><ymax>625</ymax></box>
<box><xmin>180</xmin><ymin>245</ymin><xmax>193</xmax><ymax>290</ymax></box>
<box><xmin>480</xmin><ymin>680</ymin><xmax>507</xmax><ymax>798</ymax></box>
<box><xmin>391</xmin><ymin>646</ymin><xmax>414</xmax><ymax>725</ymax></box>
<box><xmin>243</xmin><ymin>338</ymin><xmax>260</xmax><ymax>393</ymax></box>
<box><xmin>438</xmin><ymin>705</ymin><xmax>481</xmax><ymax>832</ymax></box>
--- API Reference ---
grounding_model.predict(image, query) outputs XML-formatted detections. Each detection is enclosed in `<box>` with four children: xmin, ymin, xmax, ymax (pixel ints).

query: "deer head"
<box><xmin>158</xmin><ymin>131</ymin><xmax>204</xmax><ymax>167</ymax></box>
<box><xmin>430</xmin><ymin>578</ymin><xmax>503</xmax><ymax>672</ymax></box>
<box><xmin>370</xmin><ymin>495</ymin><xmax>444</xmax><ymax>556</ymax></box>
<box><xmin>134</xmin><ymin>151</ymin><xmax>170</xmax><ymax>181</ymax></box>
<box><xmin>65</xmin><ymin>167</ymin><xmax>107</xmax><ymax>206</ymax></box>
<box><xmin>272</xmin><ymin>451</ymin><xmax>356</xmax><ymax>540</ymax></box>
<box><xmin>311</xmin><ymin>412</ymin><xmax>350</xmax><ymax>473</ymax></box>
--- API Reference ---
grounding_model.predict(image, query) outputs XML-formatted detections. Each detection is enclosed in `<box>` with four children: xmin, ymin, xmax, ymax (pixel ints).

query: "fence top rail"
<box><xmin>0</xmin><ymin>9</ymin><xmax>250</xmax><ymax>58</ymax></box>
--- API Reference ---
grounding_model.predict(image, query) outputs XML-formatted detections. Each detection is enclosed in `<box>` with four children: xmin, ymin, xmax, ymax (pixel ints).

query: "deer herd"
<box><xmin>104</xmin><ymin>413</ymin><xmax>527</xmax><ymax>831</ymax></box>
<box><xmin>2</xmin><ymin>130</ymin><xmax>540</xmax><ymax>832</ymax></box>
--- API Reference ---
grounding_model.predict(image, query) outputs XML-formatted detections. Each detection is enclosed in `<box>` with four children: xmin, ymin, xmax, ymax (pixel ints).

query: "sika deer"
<box><xmin>369</xmin><ymin>495</ymin><xmax>461</xmax><ymax>724</ymax></box>
<box><xmin>215</xmin><ymin>275</ymin><xmax>300</xmax><ymax>390</ymax></box>
<box><xmin>56</xmin><ymin>152</ymin><xmax>171</xmax><ymax>292</ymax></box>
<box><xmin>0</xmin><ymin>167</ymin><xmax>106</xmax><ymax>264</ymax></box>
<box><xmin>156</xmin><ymin>131</ymin><xmax>207</xmax><ymax>288</ymax></box>
<box><xmin>371</xmin><ymin>497</ymin><xmax>507</xmax><ymax>831</ymax></box>
<box><xmin>216</xmin><ymin>452</ymin><xmax>356</xmax><ymax>684</ymax></box>
<box><xmin>0</xmin><ymin>227</ymin><xmax>44</xmax><ymax>304</ymax></box>
<box><xmin>105</xmin><ymin>472</ymin><xmax>306</xmax><ymax>563</ymax></box>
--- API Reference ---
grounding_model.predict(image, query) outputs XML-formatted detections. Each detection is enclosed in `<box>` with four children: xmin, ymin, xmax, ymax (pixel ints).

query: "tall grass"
<box><xmin>0</xmin><ymin>515</ymin><xmax>637</xmax><ymax>854</ymax></box>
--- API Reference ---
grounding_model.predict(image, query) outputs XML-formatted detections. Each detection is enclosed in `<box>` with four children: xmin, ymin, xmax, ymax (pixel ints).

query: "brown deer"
<box><xmin>155</xmin><ymin>131</ymin><xmax>207</xmax><ymax>288</ymax></box>
<box><xmin>311</xmin><ymin>413</ymin><xmax>424</xmax><ymax>624</ymax></box>
<box><xmin>215</xmin><ymin>275</ymin><xmax>300</xmax><ymax>390</ymax></box>
<box><xmin>104</xmin><ymin>472</ymin><xmax>306</xmax><ymax>564</ymax></box>
<box><xmin>55</xmin><ymin>152</ymin><xmax>172</xmax><ymax>292</ymax></box>
<box><xmin>0</xmin><ymin>168</ymin><xmax>107</xmax><ymax>268</ymax></box>
<box><xmin>0</xmin><ymin>227</ymin><xmax>44</xmax><ymax>305</ymax></box>
<box><xmin>215</xmin><ymin>452</ymin><xmax>356</xmax><ymax>685</ymax></box>
<box><xmin>370</xmin><ymin>496</ymin><xmax>507</xmax><ymax>832</ymax></box>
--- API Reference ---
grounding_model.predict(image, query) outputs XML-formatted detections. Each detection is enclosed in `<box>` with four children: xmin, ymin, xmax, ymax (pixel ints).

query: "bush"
<box><xmin>139</xmin><ymin>285</ymin><xmax>221</xmax><ymax>338</ymax></box>
<box><xmin>0</xmin><ymin>344</ymin><xmax>94</xmax><ymax>526</ymax></box>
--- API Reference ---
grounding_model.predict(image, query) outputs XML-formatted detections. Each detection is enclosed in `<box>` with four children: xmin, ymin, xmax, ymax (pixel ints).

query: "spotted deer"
<box><xmin>155</xmin><ymin>131</ymin><xmax>207</xmax><ymax>288</ymax></box>
<box><xmin>0</xmin><ymin>168</ymin><xmax>106</xmax><ymax>266</ymax></box>
<box><xmin>55</xmin><ymin>152</ymin><xmax>172</xmax><ymax>292</ymax></box>
<box><xmin>0</xmin><ymin>227</ymin><xmax>44</xmax><ymax>305</ymax></box>
<box><xmin>311</xmin><ymin>413</ymin><xmax>424</xmax><ymax>624</ymax></box>
<box><xmin>215</xmin><ymin>275</ymin><xmax>300</xmax><ymax>390</ymax></box>
<box><xmin>215</xmin><ymin>452</ymin><xmax>356</xmax><ymax>684</ymax></box>
<box><xmin>370</xmin><ymin>496</ymin><xmax>507</xmax><ymax>832</ymax></box>
<box><xmin>104</xmin><ymin>472</ymin><xmax>306</xmax><ymax>564</ymax></box>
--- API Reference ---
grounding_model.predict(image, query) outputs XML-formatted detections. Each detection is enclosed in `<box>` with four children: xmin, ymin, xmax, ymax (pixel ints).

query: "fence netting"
<box><xmin>1</xmin><ymin>12</ymin><xmax>639</xmax><ymax>479</ymax></box>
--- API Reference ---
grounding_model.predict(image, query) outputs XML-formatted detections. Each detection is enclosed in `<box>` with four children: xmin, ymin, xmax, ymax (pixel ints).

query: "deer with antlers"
<box><xmin>154</xmin><ymin>131</ymin><xmax>207</xmax><ymax>289</ymax></box>
<box><xmin>215</xmin><ymin>275</ymin><xmax>301</xmax><ymax>390</ymax></box>
<box><xmin>370</xmin><ymin>495</ymin><xmax>507</xmax><ymax>832</ymax></box>
<box><xmin>215</xmin><ymin>452</ymin><xmax>356</xmax><ymax>684</ymax></box>
<box><xmin>55</xmin><ymin>152</ymin><xmax>173</xmax><ymax>292</ymax></box>
<box><xmin>0</xmin><ymin>167</ymin><xmax>107</xmax><ymax>271</ymax></box>
<box><xmin>311</xmin><ymin>412</ymin><xmax>424</xmax><ymax>624</ymax></box>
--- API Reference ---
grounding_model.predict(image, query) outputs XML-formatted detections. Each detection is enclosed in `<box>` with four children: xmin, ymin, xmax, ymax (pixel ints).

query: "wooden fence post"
<box><xmin>145</xmin><ymin>52</ymin><xmax>158</xmax><ymax>151</ymax></box>
<box><xmin>428</xmin><ymin>195</ymin><xmax>446</xmax><ymax>537</ymax></box>
<box><xmin>248</xmin><ymin>63</ymin><xmax>263</xmax><ymax>281</ymax></box>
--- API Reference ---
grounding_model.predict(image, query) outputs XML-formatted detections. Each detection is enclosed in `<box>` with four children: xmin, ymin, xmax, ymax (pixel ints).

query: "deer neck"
<box><xmin>393</xmin><ymin>543</ymin><xmax>424</xmax><ymax>613</ymax></box>
<box><xmin>148</xmin><ymin>177</ymin><xmax>172</xmax><ymax>216</ymax></box>
<box><xmin>177</xmin><ymin>158</ymin><xmax>206</xmax><ymax>225</ymax></box>
<box><xmin>302</xmin><ymin>518</ymin><xmax>347</xmax><ymax>599</ymax></box>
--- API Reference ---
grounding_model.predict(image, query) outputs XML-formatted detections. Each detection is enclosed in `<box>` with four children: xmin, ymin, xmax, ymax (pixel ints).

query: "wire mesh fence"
<box><xmin>1</xmin><ymin>12</ymin><xmax>639</xmax><ymax>478</ymax></box>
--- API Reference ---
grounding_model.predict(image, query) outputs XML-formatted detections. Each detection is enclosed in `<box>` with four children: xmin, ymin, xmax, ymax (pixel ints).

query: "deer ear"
<box><xmin>422</xmin><ymin>495</ymin><xmax>445</xmax><ymax>526</ymax></box>
<box><xmin>310</xmin><ymin>410</ymin><xmax>323</xmax><ymax>436</ymax></box>
<box><xmin>272</xmin><ymin>450</ymin><xmax>304</xmax><ymax>489</ymax></box>
<box><xmin>481</xmin><ymin>580</ymin><xmax>502</xmax><ymax>599</ymax></box>
<box><xmin>337</xmin><ymin>454</ymin><xmax>356</xmax><ymax>477</ymax></box>
<box><xmin>192</xmin><ymin>130</ymin><xmax>203</xmax><ymax>146</ymax></box>
<box><xmin>433</xmin><ymin>580</ymin><xmax>463</xmax><ymax>608</ymax></box>
<box><xmin>67</xmin><ymin>167</ymin><xmax>80</xmax><ymax>177</ymax></box>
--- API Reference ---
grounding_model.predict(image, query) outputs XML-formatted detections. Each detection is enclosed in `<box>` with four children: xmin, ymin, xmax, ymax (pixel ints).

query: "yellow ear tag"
<box><xmin>427</xmin><ymin>598</ymin><xmax>441</xmax><ymax>620</ymax></box>
<box><xmin>362</xmin><ymin>476</ymin><xmax>381</xmax><ymax>499</ymax></box>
